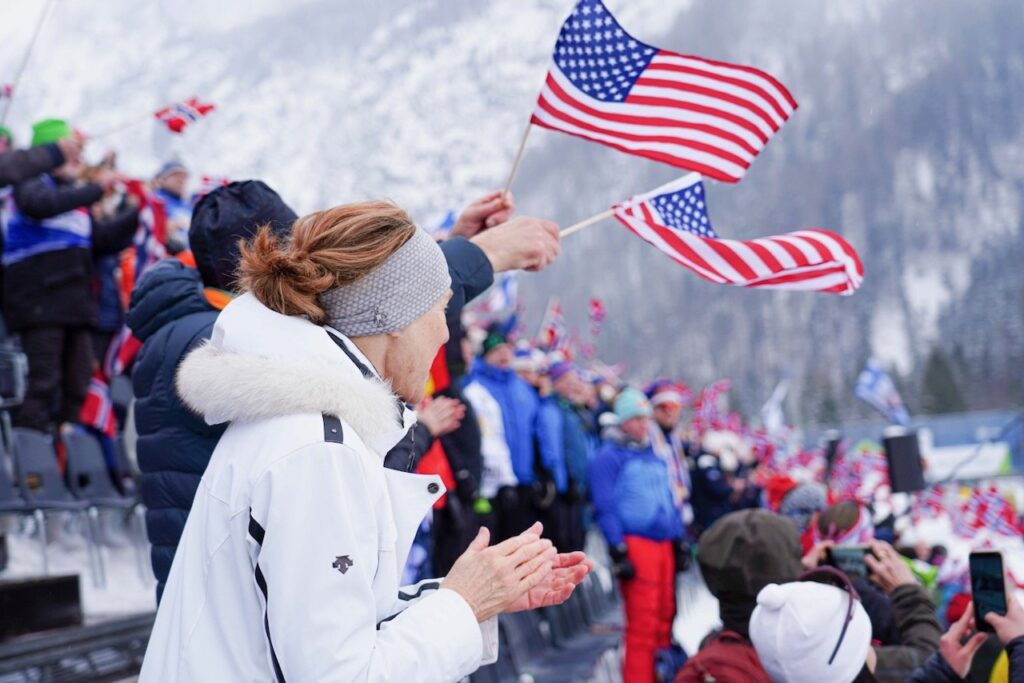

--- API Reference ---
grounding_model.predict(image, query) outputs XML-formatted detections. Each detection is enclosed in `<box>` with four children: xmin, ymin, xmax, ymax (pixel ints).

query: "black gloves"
<box><xmin>610</xmin><ymin>544</ymin><xmax>636</xmax><ymax>581</ymax></box>
<box><xmin>674</xmin><ymin>540</ymin><xmax>693</xmax><ymax>574</ymax></box>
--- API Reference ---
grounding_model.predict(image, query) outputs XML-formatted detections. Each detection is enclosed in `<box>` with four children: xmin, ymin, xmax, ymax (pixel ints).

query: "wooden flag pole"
<box><xmin>560</xmin><ymin>209</ymin><xmax>614</xmax><ymax>238</ymax></box>
<box><xmin>501</xmin><ymin>122</ymin><xmax>532</xmax><ymax>199</ymax></box>
<box><xmin>1</xmin><ymin>0</ymin><xmax>56</xmax><ymax>126</ymax></box>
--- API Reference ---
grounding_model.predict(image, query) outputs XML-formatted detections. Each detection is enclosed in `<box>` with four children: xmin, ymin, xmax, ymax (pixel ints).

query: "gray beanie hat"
<box><xmin>318</xmin><ymin>228</ymin><xmax>451</xmax><ymax>337</ymax></box>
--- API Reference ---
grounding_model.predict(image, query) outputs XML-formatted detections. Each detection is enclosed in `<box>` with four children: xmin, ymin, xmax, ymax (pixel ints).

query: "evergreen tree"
<box><xmin>816</xmin><ymin>377</ymin><xmax>840</xmax><ymax>425</ymax></box>
<box><xmin>920</xmin><ymin>346</ymin><xmax>967</xmax><ymax>414</ymax></box>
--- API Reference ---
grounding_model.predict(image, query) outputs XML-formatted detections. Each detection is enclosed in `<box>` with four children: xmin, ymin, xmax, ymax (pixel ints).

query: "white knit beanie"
<box><xmin>749</xmin><ymin>581</ymin><xmax>872</xmax><ymax>683</ymax></box>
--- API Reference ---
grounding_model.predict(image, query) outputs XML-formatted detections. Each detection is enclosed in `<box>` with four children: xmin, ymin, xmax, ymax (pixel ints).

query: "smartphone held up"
<box><xmin>970</xmin><ymin>551</ymin><xmax>1008</xmax><ymax>632</ymax></box>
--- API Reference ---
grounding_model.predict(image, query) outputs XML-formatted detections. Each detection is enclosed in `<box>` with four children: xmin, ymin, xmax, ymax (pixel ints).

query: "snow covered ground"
<box><xmin>1</xmin><ymin>512</ymin><xmax>156</xmax><ymax>620</ymax></box>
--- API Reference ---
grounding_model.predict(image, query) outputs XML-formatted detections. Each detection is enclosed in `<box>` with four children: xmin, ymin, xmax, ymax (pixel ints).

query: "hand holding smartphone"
<box><xmin>970</xmin><ymin>551</ymin><xmax>1008</xmax><ymax>632</ymax></box>
<box><xmin>825</xmin><ymin>545</ymin><xmax>873</xmax><ymax>580</ymax></box>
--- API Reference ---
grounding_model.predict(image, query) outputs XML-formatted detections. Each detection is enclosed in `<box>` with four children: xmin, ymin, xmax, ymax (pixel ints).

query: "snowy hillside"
<box><xmin>2</xmin><ymin>0</ymin><xmax>1022</xmax><ymax>424</ymax></box>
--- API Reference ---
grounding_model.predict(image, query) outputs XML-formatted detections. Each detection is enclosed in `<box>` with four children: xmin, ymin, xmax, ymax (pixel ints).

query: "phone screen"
<box><xmin>827</xmin><ymin>546</ymin><xmax>869</xmax><ymax>579</ymax></box>
<box><xmin>970</xmin><ymin>552</ymin><xmax>1007</xmax><ymax>631</ymax></box>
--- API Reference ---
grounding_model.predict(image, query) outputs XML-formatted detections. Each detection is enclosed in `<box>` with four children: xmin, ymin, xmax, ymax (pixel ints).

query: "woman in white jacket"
<box><xmin>140</xmin><ymin>201</ymin><xmax>591</xmax><ymax>682</ymax></box>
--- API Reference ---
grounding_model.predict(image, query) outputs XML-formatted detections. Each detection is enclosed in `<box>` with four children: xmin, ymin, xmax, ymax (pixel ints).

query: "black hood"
<box><xmin>127</xmin><ymin>259</ymin><xmax>214</xmax><ymax>341</ymax></box>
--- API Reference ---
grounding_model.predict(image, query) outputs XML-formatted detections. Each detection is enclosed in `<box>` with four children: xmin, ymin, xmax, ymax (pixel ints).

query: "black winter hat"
<box><xmin>189</xmin><ymin>180</ymin><xmax>297</xmax><ymax>291</ymax></box>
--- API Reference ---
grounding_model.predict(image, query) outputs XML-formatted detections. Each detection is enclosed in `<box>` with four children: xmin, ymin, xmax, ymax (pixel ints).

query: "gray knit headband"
<box><xmin>318</xmin><ymin>228</ymin><xmax>451</xmax><ymax>337</ymax></box>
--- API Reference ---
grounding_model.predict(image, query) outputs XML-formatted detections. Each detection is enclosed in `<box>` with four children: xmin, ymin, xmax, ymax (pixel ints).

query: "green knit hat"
<box><xmin>31</xmin><ymin>118</ymin><xmax>72</xmax><ymax>147</ymax></box>
<box><xmin>0</xmin><ymin>125</ymin><xmax>11</xmax><ymax>143</ymax></box>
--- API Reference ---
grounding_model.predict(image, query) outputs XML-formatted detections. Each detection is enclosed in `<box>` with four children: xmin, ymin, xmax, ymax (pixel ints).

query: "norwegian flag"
<box><xmin>911</xmin><ymin>485</ymin><xmax>947</xmax><ymax>522</ymax></box>
<box><xmin>196</xmin><ymin>174</ymin><xmax>230</xmax><ymax>198</ymax></box>
<box><xmin>154</xmin><ymin>97</ymin><xmax>216</xmax><ymax>134</ymax></box>
<box><xmin>954</xmin><ymin>489</ymin><xmax>986</xmax><ymax>538</ymax></box>
<box><xmin>532</xmin><ymin>0</ymin><xmax>797</xmax><ymax>182</ymax></box>
<box><xmin>691</xmin><ymin>379</ymin><xmax>731</xmax><ymax>433</ymax></box>
<box><xmin>612</xmin><ymin>173</ymin><xmax>864</xmax><ymax>295</ymax></box>
<box><xmin>80</xmin><ymin>371</ymin><xmax>117</xmax><ymax>437</ymax></box>
<box><xmin>978</xmin><ymin>486</ymin><xmax>1023</xmax><ymax>538</ymax></box>
<box><xmin>537</xmin><ymin>297</ymin><xmax>567</xmax><ymax>351</ymax></box>
<box><xmin>122</xmin><ymin>180</ymin><xmax>168</xmax><ymax>282</ymax></box>
<box><xmin>583</xmin><ymin>297</ymin><xmax>606</xmax><ymax>359</ymax></box>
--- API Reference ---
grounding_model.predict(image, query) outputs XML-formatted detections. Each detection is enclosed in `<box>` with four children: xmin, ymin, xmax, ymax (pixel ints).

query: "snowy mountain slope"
<box><xmin>2</xmin><ymin>0</ymin><xmax>1021</xmax><ymax>424</ymax></box>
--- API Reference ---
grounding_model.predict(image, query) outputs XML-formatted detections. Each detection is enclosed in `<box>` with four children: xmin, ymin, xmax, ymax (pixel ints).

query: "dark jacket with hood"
<box><xmin>129</xmin><ymin>180</ymin><xmax>297</xmax><ymax>600</ymax></box>
<box><xmin>129</xmin><ymin>258</ymin><xmax>224</xmax><ymax>599</ymax></box>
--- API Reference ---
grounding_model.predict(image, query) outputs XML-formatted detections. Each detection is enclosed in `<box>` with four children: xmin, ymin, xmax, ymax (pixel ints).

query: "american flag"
<box><xmin>155</xmin><ymin>97</ymin><xmax>216</xmax><ymax>134</ymax></box>
<box><xmin>612</xmin><ymin>173</ymin><xmax>864</xmax><ymax>294</ymax></box>
<box><xmin>531</xmin><ymin>0</ymin><xmax>797</xmax><ymax>183</ymax></box>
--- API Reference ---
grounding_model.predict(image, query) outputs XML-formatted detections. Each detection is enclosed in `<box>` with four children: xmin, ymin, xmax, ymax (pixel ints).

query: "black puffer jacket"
<box><xmin>128</xmin><ymin>259</ymin><xmax>224</xmax><ymax>600</ymax></box>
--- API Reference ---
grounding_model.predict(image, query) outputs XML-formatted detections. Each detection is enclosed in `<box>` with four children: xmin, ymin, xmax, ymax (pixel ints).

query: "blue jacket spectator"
<box><xmin>468</xmin><ymin>334</ymin><xmax>540</xmax><ymax>487</ymax></box>
<box><xmin>590</xmin><ymin>427</ymin><xmax>685</xmax><ymax>548</ymax></box>
<box><xmin>561</xmin><ymin>402</ymin><xmax>593</xmax><ymax>492</ymax></box>
<box><xmin>536</xmin><ymin>394</ymin><xmax>568</xmax><ymax>494</ymax></box>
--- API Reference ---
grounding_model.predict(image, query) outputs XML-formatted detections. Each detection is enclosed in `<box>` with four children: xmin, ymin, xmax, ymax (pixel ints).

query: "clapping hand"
<box><xmin>506</xmin><ymin>551</ymin><xmax>593</xmax><ymax>612</ymax></box>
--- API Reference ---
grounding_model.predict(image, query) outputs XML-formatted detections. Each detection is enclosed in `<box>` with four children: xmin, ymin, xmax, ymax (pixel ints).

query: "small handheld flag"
<box><xmin>611</xmin><ymin>173</ymin><xmax>864</xmax><ymax>295</ymax></box>
<box><xmin>0</xmin><ymin>84</ymin><xmax>13</xmax><ymax>99</ymax></box>
<box><xmin>155</xmin><ymin>97</ymin><xmax>216</xmax><ymax>134</ymax></box>
<box><xmin>531</xmin><ymin>0</ymin><xmax>797</xmax><ymax>182</ymax></box>
<box><xmin>855</xmin><ymin>359</ymin><xmax>910</xmax><ymax>426</ymax></box>
<box><xmin>536</xmin><ymin>298</ymin><xmax>567</xmax><ymax>351</ymax></box>
<box><xmin>195</xmin><ymin>174</ymin><xmax>231</xmax><ymax>199</ymax></box>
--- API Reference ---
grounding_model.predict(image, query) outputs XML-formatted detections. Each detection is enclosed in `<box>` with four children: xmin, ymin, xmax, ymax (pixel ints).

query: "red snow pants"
<box><xmin>620</xmin><ymin>535</ymin><xmax>676</xmax><ymax>683</ymax></box>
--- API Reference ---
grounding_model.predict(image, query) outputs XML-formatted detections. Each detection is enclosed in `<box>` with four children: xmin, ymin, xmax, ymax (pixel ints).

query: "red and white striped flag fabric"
<box><xmin>155</xmin><ymin>97</ymin><xmax>216</xmax><ymax>134</ymax></box>
<box><xmin>612</xmin><ymin>173</ymin><xmax>864</xmax><ymax>295</ymax></box>
<box><xmin>531</xmin><ymin>0</ymin><xmax>797</xmax><ymax>182</ymax></box>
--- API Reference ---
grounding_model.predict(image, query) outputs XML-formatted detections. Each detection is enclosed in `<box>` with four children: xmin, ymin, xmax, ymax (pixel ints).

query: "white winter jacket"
<box><xmin>139</xmin><ymin>294</ymin><xmax>498</xmax><ymax>682</ymax></box>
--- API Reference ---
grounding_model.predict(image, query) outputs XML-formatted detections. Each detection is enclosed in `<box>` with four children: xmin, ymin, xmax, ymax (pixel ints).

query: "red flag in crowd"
<box><xmin>691</xmin><ymin>379</ymin><xmax>731</xmax><ymax>434</ymax></box>
<box><xmin>196</xmin><ymin>174</ymin><xmax>231</xmax><ymax>198</ymax></box>
<box><xmin>0</xmin><ymin>84</ymin><xmax>13</xmax><ymax>99</ymax></box>
<box><xmin>154</xmin><ymin>97</ymin><xmax>216</xmax><ymax>134</ymax></box>
<box><xmin>537</xmin><ymin>297</ymin><xmax>566</xmax><ymax>351</ymax></box>
<box><xmin>531</xmin><ymin>0</ymin><xmax>797</xmax><ymax>182</ymax></box>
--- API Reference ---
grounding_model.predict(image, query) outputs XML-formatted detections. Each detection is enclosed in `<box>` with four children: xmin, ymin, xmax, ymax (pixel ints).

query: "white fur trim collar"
<box><xmin>176</xmin><ymin>342</ymin><xmax>413</xmax><ymax>457</ymax></box>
